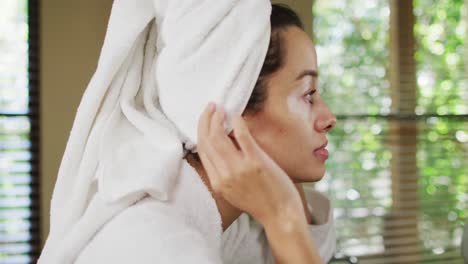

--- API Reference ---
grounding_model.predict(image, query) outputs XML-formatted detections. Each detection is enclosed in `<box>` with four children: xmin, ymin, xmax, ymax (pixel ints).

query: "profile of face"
<box><xmin>243</xmin><ymin>26</ymin><xmax>336</xmax><ymax>183</ymax></box>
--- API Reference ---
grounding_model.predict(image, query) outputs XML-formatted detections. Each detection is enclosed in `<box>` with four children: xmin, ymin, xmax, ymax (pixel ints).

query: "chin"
<box><xmin>291</xmin><ymin>170</ymin><xmax>325</xmax><ymax>183</ymax></box>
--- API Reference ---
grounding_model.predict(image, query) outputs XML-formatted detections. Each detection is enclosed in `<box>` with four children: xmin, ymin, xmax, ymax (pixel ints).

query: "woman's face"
<box><xmin>244</xmin><ymin>26</ymin><xmax>336</xmax><ymax>183</ymax></box>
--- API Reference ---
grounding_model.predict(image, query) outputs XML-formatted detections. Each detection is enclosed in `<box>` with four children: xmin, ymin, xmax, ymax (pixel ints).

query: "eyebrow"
<box><xmin>295</xmin><ymin>69</ymin><xmax>318</xmax><ymax>81</ymax></box>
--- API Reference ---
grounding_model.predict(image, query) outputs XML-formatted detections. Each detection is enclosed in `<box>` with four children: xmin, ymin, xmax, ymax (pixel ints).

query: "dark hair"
<box><xmin>243</xmin><ymin>4</ymin><xmax>304</xmax><ymax>115</ymax></box>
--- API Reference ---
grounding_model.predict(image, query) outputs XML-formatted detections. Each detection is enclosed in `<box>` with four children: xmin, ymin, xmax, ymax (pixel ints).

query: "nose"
<box><xmin>315</xmin><ymin>103</ymin><xmax>336</xmax><ymax>133</ymax></box>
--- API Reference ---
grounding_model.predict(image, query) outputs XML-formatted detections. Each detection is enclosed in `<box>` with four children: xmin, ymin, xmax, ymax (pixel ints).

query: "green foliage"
<box><xmin>414</xmin><ymin>0</ymin><xmax>468</xmax><ymax>252</ymax></box>
<box><xmin>314</xmin><ymin>0</ymin><xmax>468</xmax><ymax>260</ymax></box>
<box><xmin>414</xmin><ymin>0</ymin><xmax>467</xmax><ymax>115</ymax></box>
<box><xmin>0</xmin><ymin>0</ymin><xmax>29</xmax><ymax>113</ymax></box>
<box><xmin>0</xmin><ymin>1</ymin><xmax>31</xmax><ymax>262</ymax></box>
<box><xmin>313</xmin><ymin>0</ymin><xmax>393</xmax><ymax>256</ymax></box>
<box><xmin>314</xmin><ymin>0</ymin><xmax>390</xmax><ymax>115</ymax></box>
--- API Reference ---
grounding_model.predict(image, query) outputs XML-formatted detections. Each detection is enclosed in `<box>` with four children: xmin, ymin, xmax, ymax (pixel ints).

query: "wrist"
<box><xmin>262</xmin><ymin>212</ymin><xmax>322</xmax><ymax>264</ymax></box>
<box><xmin>260</xmin><ymin>201</ymin><xmax>308</xmax><ymax>233</ymax></box>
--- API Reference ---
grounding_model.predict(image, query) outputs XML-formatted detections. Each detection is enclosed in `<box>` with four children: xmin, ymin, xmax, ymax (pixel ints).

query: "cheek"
<box><xmin>268</xmin><ymin>112</ymin><xmax>313</xmax><ymax>151</ymax></box>
<box><xmin>286</xmin><ymin>94</ymin><xmax>314</xmax><ymax>126</ymax></box>
<box><xmin>258</xmin><ymin>114</ymin><xmax>289</xmax><ymax>139</ymax></box>
<box><xmin>287</xmin><ymin>97</ymin><xmax>315</xmax><ymax>136</ymax></box>
<box><xmin>251</xmin><ymin>97</ymin><xmax>314</xmax><ymax>152</ymax></box>
<box><xmin>287</xmin><ymin>94</ymin><xmax>307</xmax><ymax>116</ymax></box>
<box><xmin>248</xmin><ymin>111</ymin><xmax>292</xmax><ymax>155</ymax></box>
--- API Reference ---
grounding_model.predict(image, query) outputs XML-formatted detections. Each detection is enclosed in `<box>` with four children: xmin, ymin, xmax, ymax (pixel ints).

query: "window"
<box><xmin>0</xmin><ymin>0</ymin><xmax>40</xmax><ymax>263</ymax></box>
<box><xmin>313</xmin><ymin>0</ymin><xmax>467</xmax><ymax>262</ymax></box>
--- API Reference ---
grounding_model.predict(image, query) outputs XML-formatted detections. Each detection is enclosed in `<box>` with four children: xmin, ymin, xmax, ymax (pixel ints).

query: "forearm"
<box><xmin>262</xmin><ymin>206</ymin><xmax>323</xmax><ymax>264</ymax></box>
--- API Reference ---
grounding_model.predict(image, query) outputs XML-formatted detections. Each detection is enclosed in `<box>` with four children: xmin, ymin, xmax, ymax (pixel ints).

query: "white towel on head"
<box><xmin>39</xmin><ymin>0</ymin><xmax>271</xmax><ymax>263</ymax></box>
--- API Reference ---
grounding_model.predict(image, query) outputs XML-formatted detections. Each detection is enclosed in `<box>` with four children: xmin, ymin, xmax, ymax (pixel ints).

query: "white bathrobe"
<box><xmin>74</xmin><ymin>159</ymin><xmax>336</xmax><ymax>263</ymax></box>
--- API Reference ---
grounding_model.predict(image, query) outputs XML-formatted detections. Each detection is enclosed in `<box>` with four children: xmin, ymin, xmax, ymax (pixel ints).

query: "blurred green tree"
<box><xmin>313</xmin><ymin>0</ymin><xmax>467</xmax><ymax>261</ymax></box>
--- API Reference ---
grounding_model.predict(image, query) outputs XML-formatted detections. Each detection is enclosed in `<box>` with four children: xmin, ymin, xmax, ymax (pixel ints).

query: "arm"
<box><xmin>263</xmin><ymin>210</ymin><xmax>324</xmax><ymax>264</ymax></box>
<box><xmin>222</xmin><ymin>185</ymin><xmax>336</xmax><ymax>263</ymax></box>
<box><xmin>295</xmin><ymin>184</ymin><xmax>337</xmax><ymax>261</ymax></box>
<box><xmin>256</xmin><ymin>184</ymin><xmax>335</xmax><ymax>264</ymax></box>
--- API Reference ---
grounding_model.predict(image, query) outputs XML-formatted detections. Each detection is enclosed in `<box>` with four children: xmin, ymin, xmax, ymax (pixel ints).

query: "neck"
<box><xmin>185</xmin><ymin>154</ymin><xmax>243</xmax><ymax>232</ymax></box>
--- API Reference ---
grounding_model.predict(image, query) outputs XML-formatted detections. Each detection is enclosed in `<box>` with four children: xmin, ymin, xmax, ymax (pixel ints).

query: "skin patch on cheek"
<box><xmin>286</xmin><ymin>93</ymin><xmax>300</xmax><ymax>114</ymax></box>
<box><xmin>286</xmin><ymin>92</ymin><xmax>310</xmax><ymax>120</ymax></box>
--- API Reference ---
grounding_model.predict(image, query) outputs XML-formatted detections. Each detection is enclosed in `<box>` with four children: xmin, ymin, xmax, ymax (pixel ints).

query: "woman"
<box><xmin>40</xmin><ymin>3</ymin><xmax>336</xmax><ymax>264</ymax></box>
<box><xmin>186</xmin><ymin>5</ymin><xmax>337</xmax><ymax>263</ymax></box>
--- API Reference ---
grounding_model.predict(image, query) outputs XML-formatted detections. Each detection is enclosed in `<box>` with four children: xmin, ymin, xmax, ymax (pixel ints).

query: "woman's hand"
<box><xmin>196</xmin><ymin>102</ymin><xmax>304</xmax><ymax>226</ymax></box>
<box><xmin>197</xmin><ymin>103</ymin><xmax>323</xmax><ymax>264</ymax></box>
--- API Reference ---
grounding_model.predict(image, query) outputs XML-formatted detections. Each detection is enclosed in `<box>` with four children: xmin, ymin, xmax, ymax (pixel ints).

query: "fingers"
<box><xmin>209</xmin><ymin>104</ymin><xmax>226</xmax><ymax>135</ymax></box>
<box><xmin>197</xmin><ymin>103</ymin><xmax>223</xmax><ymax>186</ymax></box>
<box><xmin>209</xmin><ymin>106</ymin><xmax>241</xmax><ymax>160</ymax></box>
<box><xmin>232</xmin><ymin>115</ymin><xmax>258</xmax><ymax>158</ymax></box>
<box><xmin>197</xmin><ymin>103</ymin><xmax>241</xmax><ymax>188</ymax></box>
<box><xmin>197</xmin><ymin>149</ymin><xmax>220</xmax><ymax>187</ymax></box>
<box><xmin>198</xmin><ymin>102</ymin><xmax>216</xmax><ymax>140</ymax></box>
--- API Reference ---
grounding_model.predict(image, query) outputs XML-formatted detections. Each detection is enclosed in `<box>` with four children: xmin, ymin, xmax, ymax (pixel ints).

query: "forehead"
<box><xmin>281</xmin><ymin>27</ymin><xmax>317</xmax><ymax>75</ymax></box>
<box><xmin>265</xmin><ymin>27</ymin><xmax>318</xmax><ymax>96</ymax></box>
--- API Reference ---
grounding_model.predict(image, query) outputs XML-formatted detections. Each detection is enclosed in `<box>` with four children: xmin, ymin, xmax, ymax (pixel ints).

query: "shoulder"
<box><xmin>76</xmin><ymin>197</ymin><xmax>221</xmax><ymax>263</ymax></box>
<box><xmin>303</xmin><ymin>187</ymin><xmax>333</xmax><ymax>225</ymax></box>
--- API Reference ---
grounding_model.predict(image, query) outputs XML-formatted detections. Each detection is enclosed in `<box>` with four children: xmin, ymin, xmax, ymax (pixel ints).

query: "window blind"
<box><xmin>0</xmin><ymin>0</ymin><xmax>41</xmax><ymax>263</ymax></box>
<box><xmin>312</xmin><ymin>0</ymin><xmax>468</xmax><ymax>263</ymax></box>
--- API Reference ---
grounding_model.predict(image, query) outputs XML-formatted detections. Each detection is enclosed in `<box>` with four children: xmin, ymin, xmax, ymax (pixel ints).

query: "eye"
<box><xmin>305</xmin><ymin>89</ymin><xmax>316</xmax><ymax>104</ymax></box>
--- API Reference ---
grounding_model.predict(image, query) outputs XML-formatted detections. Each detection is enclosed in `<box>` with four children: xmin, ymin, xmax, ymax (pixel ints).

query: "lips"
<box><xmin>314</xmin><ymin>141</ymin><xmax>329</xmax><ymax>161</ymax></box>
